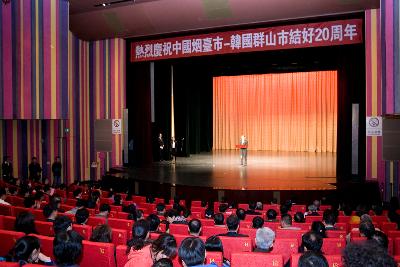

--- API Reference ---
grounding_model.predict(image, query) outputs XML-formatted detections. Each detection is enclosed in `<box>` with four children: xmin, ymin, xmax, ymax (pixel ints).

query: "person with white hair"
<box><xmin>254</xmin><ymin>227</ymin><xmax>275</xmax><ymax>252</ymax></box>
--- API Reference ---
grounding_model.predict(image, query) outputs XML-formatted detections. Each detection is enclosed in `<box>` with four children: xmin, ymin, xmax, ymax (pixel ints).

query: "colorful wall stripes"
<box><xmin>365</xmin><ymin>0</ymin><xmax>400</xmax><ymax>200</ymax></box>
<box><xmin>0</xmin><ymin>0</ymin><xmax>69</xmax><ymax>119</ymax></box>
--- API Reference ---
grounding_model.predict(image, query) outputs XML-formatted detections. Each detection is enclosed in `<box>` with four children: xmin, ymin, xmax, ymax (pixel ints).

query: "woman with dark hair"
<box><xmin>125</xmin><ymin>220</ymin><xmax>152</xmax><ymax>267</ymax></box>
<box><xmin>15</xmin><ymin>212</ymin><xmax>37</xmax><ymax>235</ymax></box>
<box><xmin>311</xmin><ymin>221</ymin><xmax>327</xmax><ymax>238</ymax></box>
<box><xmin>5</xmin><ymin>236</ymin><xmax>53</xmax><ymax>265</ymax></box>
<box><xmin>152</xmin><ymin>258</ymin><xmax>173</xmax><ymax>267</ymax></box>
<box><xmin>113</xmin><ymin>194</ymin><xmax>122</xmax><ymax>206</ymax></box>
<box><xmin>125</xmin><ymin>204</ymin><xmax>137</xmax><ymax>221</ymax></box>
<box><xmin>150</xmin><ymin>234</ymin><xmax>177</xmax><ymax>262</ymax></box>
<box><xmin>205</xmin><ymin>235</ymin><xmax>230</xmax><ymax>267</ymax></box>
<box><xmin>90</xmin><ymin>224</ymin><xmax>112</xmax><ymax>243</ymax></box>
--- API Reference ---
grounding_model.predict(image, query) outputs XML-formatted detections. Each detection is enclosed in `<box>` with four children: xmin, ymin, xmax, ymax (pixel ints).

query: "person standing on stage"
<box><xmin>239</xmin><ymin>135</ymin><xmax>248</xmax><ymax>166</ymax></box>
<box><xmin>170</xmin><ymin>136</ymin><xmax>177</xmax><ymax>163</ymax></box>
<box><xmin>52</xmin><ymin>156</ymin><xmax>62</xmax><ymax>187</ymax></box>
<box><xmin>2</xmin><ymin>156</ymin><xmax>13</xmax><ymax>182</ymax></box>
<box><xmin>158</xmin><ymin>133</ymin><xmax>165</xmax><ymax>161</ymax></box>
<box><xmin>29</xmin><ymin>157</ymin><xmax>42</xmax><ymax>183</ymax></box>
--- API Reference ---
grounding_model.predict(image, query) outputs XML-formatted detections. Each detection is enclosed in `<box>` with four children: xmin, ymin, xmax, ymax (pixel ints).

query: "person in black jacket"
<box><xmin>217</xmin><ymin>215</ymin><xmax>248</xmax><ymax>237</ymax></box>
<box><xmin>52</xmin><ymin>156</ymin><xmax>62</xmax><ymax>187</ymax></box>
<box><xmin>2</xmin><ymin>156</ymin><xmax>13</xmax><ymax>182</ymax></box>
<box><xmin>29</xmin><ymin>157</ymin><xmax>42</xmax><ymax>183</ymax></box>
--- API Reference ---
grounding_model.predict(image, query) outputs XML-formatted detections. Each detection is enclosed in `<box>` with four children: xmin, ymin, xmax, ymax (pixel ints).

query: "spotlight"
<box><xmin>102</xmin><ymin>3</ymin><xmax>106</xmax><ymax>6</ymax></box>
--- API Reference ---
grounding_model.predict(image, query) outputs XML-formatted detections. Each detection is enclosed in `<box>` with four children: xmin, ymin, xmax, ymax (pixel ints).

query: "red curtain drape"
<box><xmin>213</xmin><ymin>71</ymin><xmax>337</xmax><ymax>152</ymax></box>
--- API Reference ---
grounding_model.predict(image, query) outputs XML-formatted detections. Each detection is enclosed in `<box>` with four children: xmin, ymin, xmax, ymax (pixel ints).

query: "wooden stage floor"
<box><xmin>122</xmin><ymin>150</ymin><xmax>337</xmax><ymax>191</ymax></box>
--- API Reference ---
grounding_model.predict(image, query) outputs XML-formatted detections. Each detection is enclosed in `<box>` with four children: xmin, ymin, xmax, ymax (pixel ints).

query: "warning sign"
<box><xmin>112</xmin><ymin>119</ymin><xmax>122</xmax><ymax>135</ymax></box>
<box><xmin>366</xmin><ymin>116</ymin><xmax>382</xmax><ymax>136</ymax></box>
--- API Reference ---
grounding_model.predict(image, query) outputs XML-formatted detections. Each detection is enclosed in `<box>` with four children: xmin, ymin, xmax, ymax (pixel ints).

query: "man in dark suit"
<box><xmin>158</xmin><ymin>133</ymin><xmax>164</xmax><ymax>161</ymax></box>
<box><xmin>217</xmin><ymin>214</ymin><xmax>248</xmax><ymax>237</ymax></box>
<box><xmin>29</xmin><ymin>156</ymin><xmax>42</xmax><ymax>182</ymax></box>
<box><xmin>245</xmin><ymin>202</ymin><xmax>262</xmax><ymax>215</ymax></box>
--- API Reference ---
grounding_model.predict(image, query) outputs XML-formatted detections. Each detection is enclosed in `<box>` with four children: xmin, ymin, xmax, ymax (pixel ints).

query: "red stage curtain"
<box><xmin>213</xmin><ymin>71</ymin><xmax>337</xmax><ymax>152</ymax></box>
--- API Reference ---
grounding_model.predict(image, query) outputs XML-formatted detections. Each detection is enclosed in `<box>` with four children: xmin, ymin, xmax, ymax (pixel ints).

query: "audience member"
<box><xmin>152</xmin><ymin>258</ymin><xmax>173</xmax><ymax>267</ymax></box>
<box><xmin>246</xmin><ymin>202</ymin><xmax>261</xmax><ymax>215</ymax></box>
<box><xmin>75</xmin><ymin>208</ymin><xmax>90</xmax><ymax>225</ymax></box>
<box><xmin>150</xmin><ymin>234</ymin><xmax>177</xmax><ymax>262</ymax></box>
<box><xmin>370</xmin><ymin>231</ymin><xmax>389</xmax><ymax>251</ymax></box>
<box><xmin>217</xmin><ymin>215</ymin><xmax>248</xmax><ymax>237</ymax></box>
<box><xmin>23</xmin><ymin>197</ymin><xmax>35</xmax><ymax>209</ymax></box>
<box><xmin>5</xmin><ymin>236</ymin><xmax>53</xmax><ymax>265</ymax></box>
<box><xmin>147</xmin><ymin>214</ymin><xmax>162</xmax><ymax>233</ymax></box>
<box><xmin>53</xmin><ymin>230</ymin><xmax>83</xmax><ymax>267</ymax></box>
<box><xmin>179</xmin><ymin>237</ymin><xmax>214</xmax><ymax>267</ymax></box>
<box><xmin>255</xmin><ymin>202</ymin><xmax>263</xmax><ymax>211</ymax></box>
<box><xmin>165</xmin><ymin>209</ymin><xmax>187</xmax><ymax>225</ymax></box>
<box><xmin>236</xmin><ymin>208</ymin><xmax>246</xmax><ymax>221</ymax></box>
<box><xmin>359</xmin><ymin>221</ymin><xmax>375</xmax><ymax>239</ymax></box>
<box><xmin>125</xmin><ymin>220</ymin><xmax>152</xmax><ymax>267</ymax></box>
<box><xmin>311</xmin><ymin>221</ymin><xmax>326</xmax><ymax>238</ymax></box>
<box><xmin>299</xmin><ymin>231</ymin><xmax>323</xmax><ymax>253</ymax></box>
<box><xmin>280</xmin><ymin>214</ymin><xmax>300</xmax><ymax>230</ymax></box>
<box><xmin>90</xmin><ymin>224</ymin><xmax>112</xmax><ymax>243</ymax></box>
<box><xmin>266</xmin><ymin>209</ymin><xmax>278</xmax><ymax>222</ymax></box>
<box><xmin>0</xmin><ymin>187</ymin><xmax>10</xmax><ymax>205</ymax></box>
<box><xmin>214</xmin><ymin>213</ymin><xmax>225</xmax><ymax>226</ymax></box>
<box><xmin>280</xmin><ymin>205</ymin><xmax>290</xmax><ymax>216</ymax></box>
<box><xmin>73</xmin><ymin>188</ymin><xmax>82</xmax><ymax>199</ymax></box>
<box><xmin>53</xmin><ymin>215</ymin><xmax>73</xmax><ymax>234</ymax></box>
<box><xmin>43</xmin><ymin>204</ymin><xmax>58</xmax><ymax>222</ymax></box>
<box><xmin>254</xmin><ymin>227</ymin><xmax>275</xmax><ymax>252</ymax></box>
<box><xmin>66</xmin><ymin>199</ymin><xmax>86</xmax><ymax>215</ymax></box>
<box><xmin>218</xmin><ymin>204</ymin><xmax>228</xmax><ymax>213</ymax></box>
<box><xmin>322</xmin><ymin>210</ymin><xmax>337</xmax><ymax>230</ymax></box>
<box><xmin>96</xmin><ymin>204</ymin><xmax>111</xmax><ymax>220</ymax></box>
<box><xmin>188</xmin><ymin>219</ymin><xmax>202</xmax><ymax>237</ymax></box>
<box><xmin>294</xmin><ymin>212</ymin><xmax>305</xmax><ymax>223</ymax></box>
<box><xmin>205</xmin><ymin>235</ymin><xmax>230</xmax><ymax>267</ymax></box>
<box><xmin>156</xmin><ymin>203</ymin><xmax>166</xmax><ymax>216</ymax></box>
<box><xmin>298</xmin><ymin>251</ymin><xmax>328</xmax><ymax>267</ymax></box>
<box><xmin>114</xmin><ymin>194</ymin><xmax>122</xmax><ymax>206</ymax></box>
<box><xmin>15</xmin><ymin>212</ymin><xmax>37</xmax><ymax>235</ymax></box>
<box><xmin>305</xmin><ymin>205</ymin><xmax>319</xmax><ymax>216</ymax></box>
<box><xmin>204</xmin><ymin>208</ymin><xmax>214</xmax><ymax>219</ymax></box>
<box><xmin>252</xmin><ymin>216</ymin><xmax>264</xmax><ymax>229</ymax></box>
<box><xmin>343</xmin><ymin>241</ymin><xmax>396</xmax><ymax>267</ymax></box>
<box><xmin>125</xmin><ymin>204</ymin><xmax>137</xmax><ymax>221</ymax></box>
<box><xmin>136</xmin><ymin>209</ymin><xmax>145</xmax><ymax>221</ymax></box>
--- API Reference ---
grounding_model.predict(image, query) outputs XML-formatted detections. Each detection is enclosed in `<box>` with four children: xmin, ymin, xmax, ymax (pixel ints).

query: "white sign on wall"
<box><xmin>112</xmin><ymin>119</ymin><xmax>122</xmax><ymax>135</ymax></box>
<box><xmin>366</xmin><ymin>116</ymin><xmax>382</xmax><ymax>136</ymax></box>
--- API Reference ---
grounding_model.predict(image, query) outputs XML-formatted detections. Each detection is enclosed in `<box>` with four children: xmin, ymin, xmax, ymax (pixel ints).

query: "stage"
<box><xmin>115</xmin><ymin>150</ymin><xmax>337</xmax><ymax>191</ymax></box>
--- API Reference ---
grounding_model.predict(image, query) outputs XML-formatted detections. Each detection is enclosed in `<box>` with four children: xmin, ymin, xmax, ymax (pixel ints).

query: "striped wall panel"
<box><xmin>365</xmin><ymin>1</ymin><xmax>400</xmax><ymax>200</ymax></box>
<box><xmin>0</xmin><ymin>0</ymin><xmax>69</xmax><ymax>119</ymax></box>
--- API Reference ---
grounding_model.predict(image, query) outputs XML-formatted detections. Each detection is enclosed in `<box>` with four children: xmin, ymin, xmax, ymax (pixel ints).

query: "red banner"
<box><xmin>131</xmin><ymin>19</ymin><xmax>363</xmax><ymax>62</ymax></box>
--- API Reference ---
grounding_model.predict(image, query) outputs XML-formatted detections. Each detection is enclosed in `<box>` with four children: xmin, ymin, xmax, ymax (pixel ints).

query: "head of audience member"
<box><xmin>151</xmin><ymin>233</ymin><xmax>177</xmax><ymax>262</ymax></box>
<box><xmin>125</xmin><ymin>204</ymin><xmax>137</xmax><ymax>221</ymax></box>
<box><xmin>165</xmin><ymin>209</ymin><xmax>179</xmax><ymax>224</ymax></box>
<box><xmin>75</xmin><ymin>198</ymin><xmax>87</xmax><ymax>210</ymax></box>
<box><xmin>311</xmin><ymin>221</ymin><xmax>326</xmax><ymax>238</ymax></box>
<box><xmin>188</xmin><ymin>219</ymin><xmax>202</xmax><ymax>236</ymax></box>
<box><xmin>147</xmin><ymin>214</ymin><xmax>161</xmax><ymax>232</ymax></box>
<box><xmin>183</xmin><ymin>209</ymin><xmax>191</xmax><ymax>219</ymax></box>
<box><xmin>43</xmin><ymin>204</ymin><xmax>58</xmax><ymax>221</ymax></box>
<box><xmin>23</xmin><ymin>197</ymin><xmax>35</xmax><ymax>209</ymax></box>
<box><xmin>0</xmin><ymin>187</ymin><xmax>7</xmax><ymax>201</ymax></box>
<box><xmin>322</xmin><ymin>210</ymin><xmax>337</xmax><ymax>227</ymax></box>
<box><xmin>294</xmin><ymin>212</ymin><xmax>305</xmax><ymax>223</ymax></box>
<box><xmin>6</xmin><ymin>236</ymin><xmax>41</xmax><ymax>264</ymax></box>
<box><xmin>226</xmin><ymin>214</ymin><xmax>240</xmax><ymax>233</ymax></box>
<box><xmin>248</xmin><ymin>202</ymin><xmax>257</xmax><ymax>211</ymax></box>
<box><xmin>370</xmin><ymin>231</ymin><xmax>389</xmax><ymax>251</ymax></box>
<box><xmin>313</xmin><ymin>200</ymin><xmax>321</xmax><ymax>210</ymax></box>
<box><xmin>255</xmin><ymin>202</ymin><xmax>263</xmax><ymax>211</ymax></box>
<box><xmin>343</xmin><ymin>205</ymin><xmax>353</xmax><ymax>216</ymax></box>
<box><xmin>156</xmin><ymin>203</ymin><xmax>166</xmax><ymax>215</ymax></box>
<box><xmin>53</xmin><ymin>215</ymin><xmax>73</xmax><ymax>234</ymax></box>
<box><xmin>236</xmin><ymin>208</ymin><xmax>246</xmax><ymax>221</ymax></box>
<box><xmin>173</xmin><ymin>203</ymin><xmax>184</xmax><ymax>215</ymax></box>
<box><xmin>280</xmin><ymin>205</ymin><xmax>290</xmax><ymax>216</ymax></box>
<box><xmin>15</xmin><ymin>212</ymin><xmax>37</xmax><ymax>235</ymax></box>
<box><xmin>266</xmin><ymin>209</ymin><xmax>278</xmax><ymax>221</ymax></box>
<box><xmin>152</xmin><ymin>258</ymin><xmax>173</xmax><ymax>267</ymax></box>
<box><xmin>50</xmin><ymin>196</ymin><xmax>62</xmax><ymax>211</ymax></box>
<box><xmin>307</xmin><ymin>204</ymin><xmax>318</xmax><ymax>214</ymax></box>
<box><xmin>372</xmin><ymin>205</ymin><xmax>383</xmax><ymax>216</ymax></box>
<box><xmin>205</xmin><ymin>235</ymin><xmax>224</xmax><ymax>253</ymax></box>
<box><xmin>255</xmin><ymin>227</ymin><xmax>275</xmax><ymax>251</ymax></box>
<box><xmin>98</xmin><ymin>204</ymin><xmax>111</xmax><ymax>217</ymax></box>
<box><xmin>75</xmin><ymin>208</ymin><xmax>89</xmax><ymax>225</ymax></box>
<box><xmin>53</xmin><ymin>230</ymin><xmax>83</xmax><ymax>266</ymax></box>
<box><xmin>252</xmin><ymin>216</ymin><xmax>264</xmax><ymax>229</ymax></box>
<box><xmin>90</xmin><ymin>224</ymin><xmax>112</xmax><ymax>243</ymax></box>
<box><xmin>355</xmin><ymin>204</ymin><xmax>369</xmax><ymax>217</ymax></box>
<box><xmin>204</xmin><ymin>208</ymin><xmax>214</xmax><ymax>219</ymax></box>
<box><xmin>108</xmin><ymin>190</ymin><xmax>114</xmax><ymax>199</ymax></box>
<box><xmin>343</xmin><ymin>241</ymin><xmax>397</xmax><ymax>267</ymax></box>
<box><xmin>359</xmin><ymin>221</ymin><xmax>375</xmax><ymax>239</ymax></box>
<box><xmin>299</xmin><ymin>231</ymin><xmax>323</xmax><ymax>253</ymax></box>
<box><xmin>73</xmin><ymin>188</ymin><xmax>82</xmax><ymax>199</ymax></box>
<box><xmin>113</xmin><ymin>194</ymin><xmax>122</xmax><ymax>206</ymax></box>
<box><xmin>298</xmin><ymin>251</ymin><xmax>328</xmax><ymax>267</ymax></box>
<box><xmin>126</xmin><ymin>219</ymin><xmax>150</xmax><ymax>253</ymax></box>
<box><xmin>280</xmin><ymin>214</ymin><xmax>293</xmax><ymax>228</ymax></box>
<box><xmin>214</xmin><ymin>213</ymin><xmax>224</xmax><ymax>226</ymax></box>
<box><xmin>178</xmin><ymin>237</ymin><xmax>206</xmax><ymax>267</ymax></box>
<box><xmin>136</xmin><ymin>209</ymin><xmax>145</xmax><ymax>221</ymax></box>
<box><xmin>218</xmin><ymin>204</ymin><xmax>228</xmax><ymax>213</ymax></box>
<box><xmin>360</xmin><ymin>214</ymin><xmax>373</xmax><ymax>224</ymax></box>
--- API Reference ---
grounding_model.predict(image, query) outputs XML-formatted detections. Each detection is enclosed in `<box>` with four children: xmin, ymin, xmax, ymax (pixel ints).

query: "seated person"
<box><xmin>236</xmin><ymin>208</ymin><xmax>246</xmax><ymax>221</ymax></box>
<box><xmin>96</xmin><ymin>204</ymin><xmax>111</xmax><ymax>220</ymax></box>
<box><xmin>43</xmin><ymin>204</ymin><xmax>58</xmax><ymax>222</ymax></box>
<box><xmin>254</xmin><ymin>227</ymin><xmax>275</xmax><ymax>252</ymax></box>
<box><xmin>359</xmin><ymin>221</ymin><xmax>376</xmax><ymax>239</ymax></box>
<box><xmin>304</xmin><ymin>205</ymin><xmax>319</xmax><ymax>216</ymax></box>
<box><xmin>152</xmin><ymin>258</ymin><xmax>173</xmax><ymax>267</ymax></box>
<box><xmin>280</xmin><ymin>204</ymin><xmax>290</xmax><ymax>216</ymax></box>
<box><xmin>205</xmin><ymin>235</ymin><xmax>230</xmax><ymax>267</ymax></box>
<box><xmin>156</xmin><ymin>203</ymin><xmax>166</xmax><ymax>216</ymax></box>
<box><xmin>125</xmin><ymin>220</ymin><xmax>152</xmax><ymax>267</ymax></box>
<box><xmin>53</xmin><ymin>230</ymin><xmax>83</xmax><ymax>267</ymax></box>
<box><xmin>217</xmin><ymin>215</ymin><xmax>248</xmax><ymax>237</ymax></box>
<box><xmin>322</xmin><ymin>210</ymin><xmax>337</xmax><ymax>230</ymax></box>
<box><xmin>147</xmin><ymin>214</ymin><xmax>162</xmax><ymax>233</ymax></box>
<box><xmin>343</xmin><ymin>241</ymin><xmax>396</xmax><ymax>267</ymax></box>
<box><xmin>298</xmin><ymin>251</ymin><xmax>328</xmax><ymax>267</ymax></box>
<box><xmin>214</xmin><ymin>213</ymin><xmax>225</xmax><ymax>227</ymax></box>
<box><xmin>165</xmin><ymin>209</ymin><xmax>187</xmax><ymax>225</ymax></box>
<box><xmin>280</xmin><ymin>214</ymin><xmax>300</xmax><ymax>230</ymax></box>
<box><xmin>66</xmin><ymin>198</ymin><xmax>86</xmax><ymax>215</ymax></box>
<box><xmin>245</xmin><ymin>202</ymin><xmax>261</xmax><ymax>215</ymax></box>
<box><xmin>188</xmin><ymin>219</ymin><xmax>202</xmax><ymax>237</ymax></box>
<box><xmin>311</xmin><ymin>221</ymin><xmax>326</xmax><ymax>238</ymax></box>
<box><xmin>266</xmin><ymin>209</ymin><xmax>278</xmax><ymax>222</ymax></box>
<box><xmin>298</xmin><ymin>231</ymin><xmax>323</xmax><ymax>253</ymax></box>
<box><xmin>179</xmin><ymin>237</ymin><xmax>215</xmax><ymax>267</ymax></box>
<box><xmin>219</xmin><ymin>204</ymin><xmax>229</xmax><ymax>213</ymax></box>
<box><xmin>53</xmin><ymin>215</ymin><xmax>73</xmax><ymax>234</ymax></box>
<box><xmin>204</xmin><ymin>208</ymin><xmax>214</xmax><ymax>219</ymax></box>
<box><xmin>4</xmin><ymin>236</ymin><xmax>53</xmax><ymax>265</ymax></box>
<box><xmin>73</xmin><ymin>188</ymin><xmax>83</xmax><ymax>199</ymax></box>
<box><xmin>75</xmin><ymin>208</ymin><xmax>89</xmax><ymax>225</ymax></box>
<box><xmin>294</xmin><ymin>212</ymin><xmax>305</xmax><ymax>223</ymax></box>
<box><xmin>252</xmin><ymin>216</ymin><xmax>264</xmax><ymax>229</ymax></box>
<box><xmin>0</xmin><ymin>187</ymin><xmax>11</xmax><ymax>205</ymax></box>
<box><xmin>136</xmin><ymin>209</ymin><xmax>145</xmax><ymax>221</ymax></box>
<box><xmin>113</xmin><ymin>194</ymin><xmax>122</xmax><ymax>206</ymax></box>
<box><xmin>255</xmin><ymin>202</ymin><xmax>263</xmax><ymax>211</ymax></box>
<box><xmin>150</xmin><ymin>234</ymin><xmax>177</xmax><ymax>263</ymax></box>
<box><xmin>15</xmin><ymin>212</ymin><xmax>37</xmax><ymax>235</ymax></box>
<box><xmin>90</xmin><ymin>224</ymin><xmax>112</xmax><ymax>243</ymax></box>
<box><xmin>370</xmin><ymin>230</ymin><xmax>389</xmax><ymax>251</ymax></box>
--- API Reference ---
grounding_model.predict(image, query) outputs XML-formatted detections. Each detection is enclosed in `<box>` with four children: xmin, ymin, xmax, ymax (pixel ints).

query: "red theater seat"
<box><xmin>199</xmin><ymin>219</ymin><xmax>215</xmax><ymax>226</ymax></box>
<box><xmin>169</xmin><ymin>224</ymin><xmax>189</xmax><ymax>235</ymax></box>
<box><xmin>87</xmin><ymin>216</ymin><xmax>106</xmax><ymax>227</ymax></box>
<box><xmin>108</xmin><ymin>218</ymin><xmax>133</xmax><ymax>232</ymax></box>
<box><xmin>112</xmin><ymin>228</ymin><xmax>128</xmax><ymax>246</ymax></box>
<box><xmin>231</xmin><ymin>252</ymin><xmax>283</xmax><ymax>267</ymax></box>
<box><xmin>305</xmin><ymin>216</ymin><xmax>322</xmax><ymax>223</ymax></box>
<box><xmin>0</xmin><ymin>204</ymin><xmax>13</xmax><ymax>216</ymax></box>
<box><xmin>191</xmin><ymin>206</ymin><xmax>206</xmax><ymax>213</ymax></box>
<box><xmin>1</xmin><ymin>215</ymin><xmax>16</xmax><ymax>231</ymax></box>
<box><xmin>291</xmin><ymin>205</ymin><xmax>306</xmax><ymax>213</ymax></box>
<box><xmin>245</xmin><ymin>214</ymin><xmax>263</xmax><ymax>222</ymax></box>
<box><xmin>240</xmin><ymin>221</ymin><xmax>253</xmax><ymax>229</ymax></box>
<box><xmin>333</xmin><ymin>223</ymin><xmax>347</xmax><ymax>232</ymax></box>
<box><xmin>326</xmin><ymin>230</ymin><xmax>346</xmax><ymax>240</ymax></box>
<box><xmin>202</xmin><ymin>226</ymin><xmax>227</xmax><ymax>237</ymax></box>
<box><xmin>290</xmin><ymin>254</ymin><xmax>343</xmax><ymax>267</ymax></box>
<box><xmin>191</xmin><ymin>211</ymin><xmax>202</xmax><ymax>219</ymax></box>
<box><xmin>238</xmin><ymin>204</ymin><xmax>249</xmax><ymax>210</ymax></box>
<box><xmin>116</xmin><ymin>245</ymin><xmax>128</xmax><ymax>267</ymax></box>
<box><xmin>32</xmin><ymin>234</ymin><xmax>54</xmax><ymax>259</ymax></box>
<box><xmin>0</xmin><ymin>263</ymin><xmax>19</xmax><ymax>267</ymax></box>
<box><xmin>132</xmin><ymin>196</ymin><xmax>146</xmax><ymax>204</ymax></box>
<box><xmin>191</xmin><ymin>200</ymin><xmax>202</xmax><ymax>207</ymax></box>
<box><xmin>13</xmin><ymin>207</ymin><xmax>31</xmax><ymax>217</ymax></box>
<box><xmin>239</xmin><ymin>228</ymin><xmax>257</xmax><ymax>246</ymax></box>
<box><xmin>319</xmin><ymin>205</ymin><xmax>332</xmax><ymax>211</ymax></box>
<box><xmin>172</xmin><ymin>251</ymin><xmax>222</xmax><ymax>267</ymax></box>
<box><xmin>154</xmin><ymin>198</ymin><xmax>164</xmax><ymax>204</ymax></box>
<box><xmin>264</xmin><ymin>222</ymin><xmax>280</xmax><ymax>231</ymax></box>
<box><xmin>116</xmin><ymin>212</ymin><xmax>129</xmax><ymax>220</ymax></box>
<box><xmin>81</xmin><ymin>241</ymin><xmax>115</xmax><ymax>267</ymax></box>
<box><xmin>263</xmin><ymin>205</ymin><xmax>279</xmax><ymax>213</ymax></box>
<box><xmin>219</xmin><ymin>236</ymin><xmax>252</xmax><ymax>259</ymax></box>
<box><xmin>382</xmin><ymin>222</ymin><xmax>397</xmax><ymax>232</ymax></box>
<box><xmin>271</xmin><ymin>238</ymin><xmax>298</xmax><ymax>263</ymax></box>
<box><xmin>110</xmin><ymin>205</ymin><xmax>123</xmax><ymax>212</ymax></box>
<box><xmin>292</xmin><ymin>223</ymin><xmax>312</xmax><ymax>231</ymax></box>
<box><xmin>337</xmin><ymin>216</ymin><xmax>351</xmax><ymax>223</ymax></box>
<box><xmin>66</xmin><ymin>199</ymin><xmax>77</xmax><ymax>206</ymax></box>
<box><xmin>322</xmin><ymin>238</ymin><xmax>345</xmax><ymax>255</ymax></box>
<box><xmin>6</xmin><ymin>196</ymin><xmax>24</xmax><ymax>207</ymax></box>
<box><xmin>173</xmin><ymin>234</ymin><xmax>207</xmax><ymax>247</ymax></box>
<box><xmin>395</xmin><ymin>255</ymin><xmax>400</xmax><ymax>264</ymax></box>
<box><xmin>275</xmin><ymin>229</ymin><xmax>307</xmax><ymax>244</ymax></box>
<box><xmin>31</xmin><ymin>209</ymin><xmax>46</xmax><ymax>221</ymax></box>
<box><xmin>388</xmin><ymin>231</ymin><xmax>400</xmax><ymax>239</ymax></box>
<box><xmin>73</xmin><ymin>224</ymin><xmax>92</xmax><ymax>240</ymax></box>
<box><xmin>36</xmin><ymin>221</ymin><xmax>54</xmax><ymax>236</ymax></box>
<box><xmin>0</xmin><ymin>230</ymin><xmax>25</xmax><ymax>256</ymax></box>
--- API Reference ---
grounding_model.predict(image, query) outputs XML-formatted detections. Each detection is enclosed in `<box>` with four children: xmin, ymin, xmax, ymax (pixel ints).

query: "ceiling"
<box><xmin>69</xmin><ymin>0</ymin><xmax>380</xmax><ymax>41</ymax></box>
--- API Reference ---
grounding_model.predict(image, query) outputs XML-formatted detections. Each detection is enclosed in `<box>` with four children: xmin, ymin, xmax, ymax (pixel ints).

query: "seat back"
<box><xmin>264</xmin><ymin>222</ymin><xmax>280</xmax><ymax>231</ymax></box>
<box><xmin>231</xmin><ymin>252</ymin><xmax>283</xmax><ymax>267</ymax></box>
<box><xmin>81</xmin><ymin>241</ymin><xmax>115</xmax><ymax>267</ymax></box>
<box><xmin>13</xmin><ymin>207</ymin><xmax>31</xmax><ymax>217</ymax></box>
<box><xmin>291</xmin><ymin>205</ymin><xmax>306</xmax><ymax>213</ymax></box>
<box><xmin>169</xmin><ymin>223</ymin><xmax>189</xmax><ymax>235</ymax></box>
<box><xmin>191</xmin><ymin>201</ymin><xmax>202</xmax><ymax>207</ymax></box>
<box><xmin>112</xmin><ymin>228</ymin><xmax>128</xmax><ymax>246</ymax></box>
<box><xmin>31</xmin><ymin>209</ymin><xmax>46</xmax><ymax>221</ymax></box>
<box><xmin>275</xmin><ymin>229</ymin><xmax>307</xmax><ymax>244</ymax></box>
<box><xmin>388</xmin><ymin>231</ymin><xmax>400</xmax><ymax>239</ymax></box>
<box><xmin>87</xmin><ymin>217</ymin><xmax>106</xmax><ymax>227</ymax></box>
<box><xmin>322</xmin><ymin>238</ymin><xmax>345</xmax><ymax>255</ymax></box>
<box><xmin>199</xmin><ymin>219</ymin><xmax>215</xmax><ymax>226</ymax></box>
<box><xmin>6</xmin><ymin>196</ymin><xmax>24</xmax><ymax>207</ymax></box>
<box><xmin>0</xmin><ymin>263</ymin><xmax>19</xmax><ymax>267</ymax></box>
<box><xmin>0</xmin><ymin>229</ymin><xmax>25</xmax><ymax>256</ymax></box>
<box><xmin>35</xmin><ymin>221</ymin><xmax>54</xmax><ymax>236</ymax></box>
<box><xmin>326</xmin><ymin>230</ymin><xmax>346</xmax><ymax>240</ymax></box>
<box><xmin>173</xmin><ymin>234</ymin><xmax>207</xmax><ymax>247</ymax></box>
<box><xmin>116</xmin><ymin>212</ymin><xmax>129</xmax><ymax>220</ymax></box>
<box><xmin>202</xmin><ymin>226</ymin><xmax>226</xmax><ymax>237</ymax></box>
<box><xmin>305</xmin><ymin>216</ymin><xmax>323</xmax><ymax>223</ymax></box>
<box><xmin>240</xmin><ymin>221</ymin><xmax>253</xmax><ymax>229</ymax></box>
<box><xmin>32</xmin><ymin>234</ymin><xmax>54</xmax><ymax>259</ymax></box>
<box><xmin>116</xmin><ymin>245</ymin><xmax>128</xmax><ymax>267</ymax></box>
<box><xmin>108</xmin><ymin>218</ymin><xmax>133</xmax><ymax>232</ymax></box>
<box><xmin>73</xmin><ymin>224</ymin><xmax>92</xmax><ymax>240</ymax></box>
<box><xmin>271</xmin><ymin>238</ymin><xmax>298</xmax><ymax>263</ymax></box>
<box><xmin>219</xmin><ymin>236</ymin><xmax>252</xmax><ymax>260</ymax></box>
<box><xmin>0</xmin><ymin>204</ymin><xmax>13</xmax><ymax>216</ymax></box>
<box><xmin>336</xmin><ymin>216</ymin><xmax>351</xmax><ymax>223</ymax></box>
<box><xmin>292</xmin><ymin>223</ymin><xmax>312</xmax><ymax>231</ymax></box>
<box><xmin>334</xmin><ymin>223</ymin><xmax>347</xmax><ymax>232</ymax></box>
<box><xmin>1</xmin><ymin>215</ymin><xmax>16</xmax><ymax>231</ymax></box>
<box><xmin>110</xmin><ymin>205</ymin><xmax>123</xmax><ymax>212</ymax></box>
<box><xmin>66</xmin><ymin>198</ymin><xmax>78</xmax><ymax>206</ymax></box>
<box><xmin>239</xmin><ymin>228</ymin><xmax>257</xmax><ymax>246</ymax></box>
<box><xmin>382</xmin><ymin>222</ymin><xmax>397</xmax><ymax>233</ymax></box>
